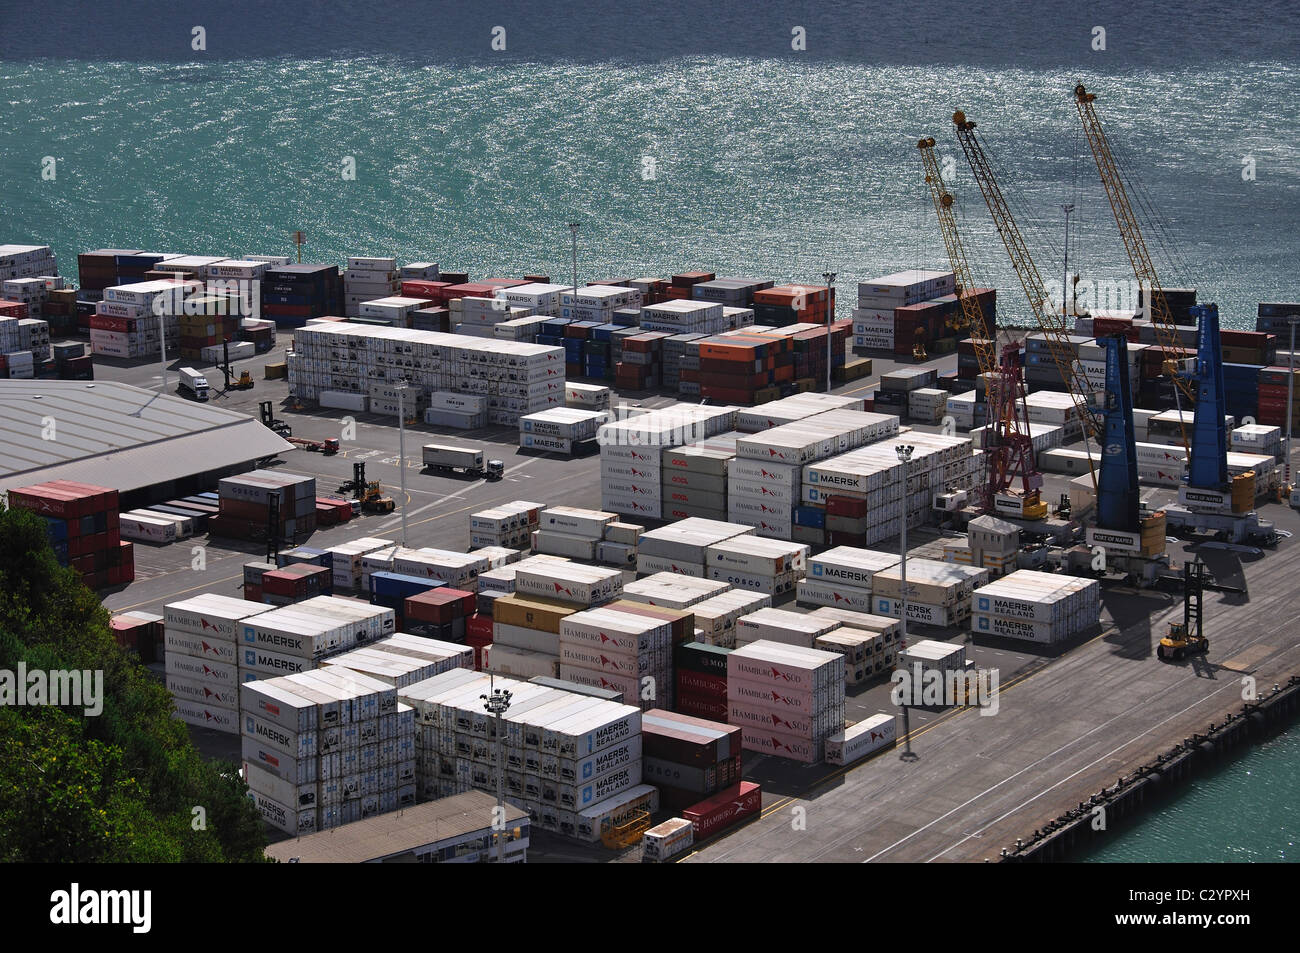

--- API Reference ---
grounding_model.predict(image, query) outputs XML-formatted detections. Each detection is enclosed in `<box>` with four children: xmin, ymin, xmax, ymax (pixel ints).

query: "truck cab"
<box><xmin>178</xmin><ymin>367</ymin><xmax>210</xmax><ymax>401</ymax></box>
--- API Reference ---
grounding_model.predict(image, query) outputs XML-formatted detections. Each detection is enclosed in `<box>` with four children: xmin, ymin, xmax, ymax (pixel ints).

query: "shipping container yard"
<box><xmin>2</xmin><ymin>8</ymin><xmax>1299</xmax><ymax>920</ymax></box>
<box><xmin>3</xmin><ymin>245</ymin><xmax>1292</xmax><ymax>867</ymax></box>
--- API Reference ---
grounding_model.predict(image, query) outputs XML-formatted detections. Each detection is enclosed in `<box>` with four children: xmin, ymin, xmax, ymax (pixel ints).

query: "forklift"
<box><xmin>337</xmin><ymin>462</ymin><xmax>395</xmax><ymax>514</ymax></box>
<box><xmin>1157</xmin><ymin>558</ymin><xmax>1209</xmax><ymax>661</ymax></box>
<box><xmin>218</xmin><ymin>338</ymin><xmax>255</xmax><ymax>391</ymax></box>
<box><xmin>259</xmin><ymin>400</ymin><xmax>293</xmax><ymax>437</ymax></box>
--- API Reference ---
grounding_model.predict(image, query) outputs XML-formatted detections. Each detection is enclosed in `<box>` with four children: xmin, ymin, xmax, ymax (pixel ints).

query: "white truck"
<box><xmin>178</xmin><ymin>366</ymin><xmax>210</xmax><ymax>401</ymax></box>
<box><xmin>422</xmin><ymin>443</ymin><xmax>504</xmax><ymax>479</ymax></box>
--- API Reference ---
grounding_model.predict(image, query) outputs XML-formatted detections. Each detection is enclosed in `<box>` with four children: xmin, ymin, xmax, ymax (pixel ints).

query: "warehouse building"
<box><xmin>0</xmin><ymin>379</ymin><xmax>292</xmax><ymax>510</ymax></box>
<box><xmin>264</xmin><ymin>790</ymin><xmax>530</xmax><ymax>863</ymax></box>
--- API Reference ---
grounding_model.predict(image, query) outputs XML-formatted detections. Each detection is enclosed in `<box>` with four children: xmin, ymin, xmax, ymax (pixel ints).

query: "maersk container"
<box><xmin>247</xmin><ymin>788</ymin><xmax>317</xmax><ymax>837</ymax></box>
<box><xmin>825</xmin><ymin>713</ymin><xmax>897</xmax><ymax>766</ymax></box>
<box><xmin>575</xmin><ymin>784</ymin><xmax>660</xmax><ymax>843</ymax></box>
<box><xmin>241</xmin><ymin>710</ymin><xmax>317</xmax><ymax>760</ymax></box>
<box><xmin>239</xmin><ymin>678</ymin><xmax>320</xmax><ymax>733</ymax></box>
<box><xmin>239</xmin><ymin>643</ymin><xmax>314</xmax><ymax>678</ymax></box>
<box><xmin>243</xmin><ymin>761</ymin><xmax>317</xmax><ymax>811</ymax></box>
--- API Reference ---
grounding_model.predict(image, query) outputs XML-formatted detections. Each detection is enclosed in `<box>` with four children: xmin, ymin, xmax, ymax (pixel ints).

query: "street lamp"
<box><xmin>395</xmin><ymin>378</ymin><xmax>410</xmax><ymax>547</ymax></box>
<box><xmin>567</xmin><ymin>223</ymin><xmax>581</xmax><ymax>301</ymax></box>
<box><xmin>1061</xmin><ymin>203</ymin><xmax>1074</xmax><ymax>319</ymax></box>
<box><xmin>896</xmin><ymin>443</ymin><xmax>915</xmax><ymax>759</ymax></box>
<box><xmin>1286</xmin><ymin>318</ymin><xmax>1300</xmax><ymax>491</ymax></box>
<box><xmin>822</xmin><ymin>271</ymin><xmax>837</xmax><ymax>393</ymax></box>
<box><xmin>481</xmin><ymin>682</ymin><xmax>513</xmax><ymax>863</ymax></box>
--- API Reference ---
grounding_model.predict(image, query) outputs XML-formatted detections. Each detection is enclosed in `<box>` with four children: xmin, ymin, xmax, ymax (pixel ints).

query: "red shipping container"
<box><xmin>315</xmin><ymin>503</ymin><xmax>340</xmax><ymax>527</ymax></box>
<box><xmin>676</xmin><ymin>695</ymin><xmax>729</xmax><ymax>722</ymax></box>
<box><xmin>405</xmin><ymin>588</ymin><xmax>473</xmax><ymax>625</ymax></box>
<box><xmin>675</xmin><ymin>669</ymin><xmax>728</xmax><ymax>701</ymax></box>
<box><xmin>828</xmin><ymin>530</ymin><xmax>867</xmax><ymax>548</ymax></box>
<box><xmin>244</xmin><ymin>583</ymin><xmax>263</xmax><ymax>603</ymax></box>
<box><xmin>825</xmin><ymin>495</ymin><xmax>868</xmax><ymax>519</ymax></box>
<box><xmin>683</xmin><ymin>782</ymin><xmax>761</xmax><ymax>841</ymax></box>
<box><xmin>466</xmin><ymin>614</ymin><xmax>494</xmax><ymax>641</ymax></box>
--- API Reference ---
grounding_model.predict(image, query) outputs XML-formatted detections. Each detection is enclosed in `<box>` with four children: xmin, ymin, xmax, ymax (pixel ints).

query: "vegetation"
<box><xmin>0</xmin><ymin>501</ymin><xmax>267</xmax><ymax>861</ymax></box>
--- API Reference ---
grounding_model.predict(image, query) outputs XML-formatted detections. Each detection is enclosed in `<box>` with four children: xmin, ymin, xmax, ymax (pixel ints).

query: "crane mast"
<box><xmin>951</xmin><ymin>110</ymin><xmax>1102</xmax><ymax>446</ymax></box>
<box><xmin>917</xmin><ymin>136</ymin><xmax>1043</xmax><ymax>517</ymax></box>
<box><xmin>916</xmin><ymin>137</ymin><xmax>997</xmax><ymax>375</ymax></box>
<box><xmin>1072</xmin><ymin>83</ymin><xmax>1197</xmax><ymax>442</ymax></box>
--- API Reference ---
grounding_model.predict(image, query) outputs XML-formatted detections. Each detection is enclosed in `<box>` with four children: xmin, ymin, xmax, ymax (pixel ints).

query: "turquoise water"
<box><xmin>2</xmin><ymin>57</ymin><xmax>1298</xmax><ymax>329</ymax></box>
<box><xmin>1080</xmin><ymin>725</ymin><xmax>1299</xmax><ymax>862</ymax></box>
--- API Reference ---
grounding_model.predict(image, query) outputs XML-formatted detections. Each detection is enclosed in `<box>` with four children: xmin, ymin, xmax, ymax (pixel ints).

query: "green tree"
<box><xmin>0</xmin><ymin>501</ymin><xmax>267</xmax><ymax>861</ymax></box>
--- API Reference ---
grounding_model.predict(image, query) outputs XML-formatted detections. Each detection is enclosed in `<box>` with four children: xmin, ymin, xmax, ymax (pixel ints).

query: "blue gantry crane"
<box><xmin>1162</xmin><ymin>304</ymin><xmax>1276</xmax><ymax>543</ymax></box>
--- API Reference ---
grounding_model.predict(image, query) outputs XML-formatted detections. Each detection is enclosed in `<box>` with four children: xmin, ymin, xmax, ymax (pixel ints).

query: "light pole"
<box><xmin>1287</xmin><ymin>318</ymin><xmax>1300</xmax><ymax>491</ymax></box>
<box><xmin>1061</xmin><ymin>204</ymin><xmax>1074</xmax><ymax>320</ymax></box>
<box><xmin>567</xmin><ymin>222</ymin><xmax>581</xmax><ymax>301</ymax></box>
<box><xmin>822</xmin><ymin>271</ymin><xmax>837</xmax><ymax>393</ymax></box>
<box><xmin>481</xmin><ymin>682</ymin><xmax>513</xmax><ymax>863</ymax></box>
<box><xmin>395</xmin><ymin>378</ymin><xmax>410</xmax><ymax>547</ymax></box>
<box><xmin>896</xmin><ymin>443</ymin><xmax>915</xmax><ymax>758</ymax></box>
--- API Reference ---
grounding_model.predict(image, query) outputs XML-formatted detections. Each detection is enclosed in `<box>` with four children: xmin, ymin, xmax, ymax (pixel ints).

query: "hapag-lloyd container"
<box><xmin>683</xmin><ymin>781</ymin><xmax>761</xmax><ymax>840</ymax></box>
<box><xmin>825</xmin><ymin>713</ymin><xmax>897</xmax><ymax>766</ymax></box>
<box><xmin>165</xmin><ymin>593</ymin><xmax>273</xmax><ymax>639</ymax></box>
<box><xmin>707</xmin><ymin>535</ymin><xmax>806</xmax><ymax>572</ymax></box>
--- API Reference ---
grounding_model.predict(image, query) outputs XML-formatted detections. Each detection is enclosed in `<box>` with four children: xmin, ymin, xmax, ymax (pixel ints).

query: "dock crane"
<box><xmin>1072</xmin><ymin>84</ymin><xmax>1195</xmax><ymax>450</ymax></box>
<box><xmin>917</xmin><ymin>136</ymin><xmax>1045</xmax><ymax>519</ymax></box>
<box><xmin>951</xmin><ymin>111</ymin><xmax>1103</xmax><ymax>471</ymax></box>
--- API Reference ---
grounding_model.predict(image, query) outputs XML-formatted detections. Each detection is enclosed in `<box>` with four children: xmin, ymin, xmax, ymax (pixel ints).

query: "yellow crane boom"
<box><xmin>1073</xmin><ymin>83</ymin><xmax>1196</xmax><ymax>445</ymax></box>
<box><xmin>951</xmin><ymin>110</ymin><xmax>1102</xmax><ymax>442</ymax></box>
<box><xmin>916</xmin><ymin>137</ymin><xmax>998</xmax><ymax>378</ymax></box>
